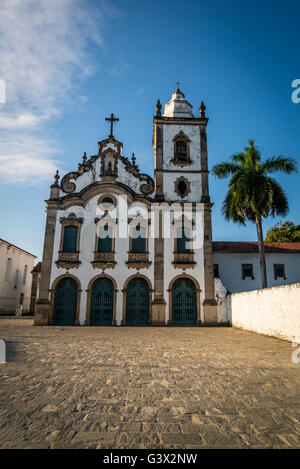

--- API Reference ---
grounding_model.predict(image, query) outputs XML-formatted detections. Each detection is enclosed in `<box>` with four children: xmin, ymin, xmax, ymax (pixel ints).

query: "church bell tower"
<box><xmin>152</xmin><ymin>88</ymin><xmax>218</xmax><ymax>324</ymax></box>
<box><xmin>153</xmin><ymin>87</ymin><xmax>210</xmax><ymax>203</ymax></box>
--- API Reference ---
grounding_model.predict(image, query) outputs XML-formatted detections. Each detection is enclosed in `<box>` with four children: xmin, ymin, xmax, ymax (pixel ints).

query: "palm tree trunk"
<box><xmin>256</xmin><ymin>217</ymin><xmax>267</xmax><ymax>289</ymax></box>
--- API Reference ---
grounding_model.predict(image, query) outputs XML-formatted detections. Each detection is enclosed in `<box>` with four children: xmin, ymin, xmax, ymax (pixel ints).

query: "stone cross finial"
<box><xmin>176</xmin><ymin>81</ymin><xmax>181</xmax><ymax>90</ymax></box>
<box><xmin>53</xmin><ymin>170</ymin><xmax>60</xmax><ymax>186</ymax></box>
<box><xmin>156</xmin><ymin>99</ymin><xmax>162</xmax><ymax>117</ymax></box>
<box><xmin>105</xmin><ymin>113</ymin><xmax>119</xmax><ymax>138</ymax></box>
<box><xmin>199</xmin><ymin>101</ymin><xmax>206</xmax><ymax>118</ymax></box>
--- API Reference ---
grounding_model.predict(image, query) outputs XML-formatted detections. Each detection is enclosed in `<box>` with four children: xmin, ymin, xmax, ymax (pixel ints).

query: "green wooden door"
<box><xmin>126</xmin><ymin>278</ymin><xmax>149</xmax><ymax>325</ymax></box>
<box><xmin>90</xmin><ymin>278</ymin><xmax>114</xmax><ymax>325</ymax></box>
<box><xmin>172</xmin><ymin>278</ymin><xmax>197</xmax><ymax>325</ymax></box>
<box><xmin>53</xmin><ymin>277</ymin><xmax>77</xmax><ymax>325</ymax></box>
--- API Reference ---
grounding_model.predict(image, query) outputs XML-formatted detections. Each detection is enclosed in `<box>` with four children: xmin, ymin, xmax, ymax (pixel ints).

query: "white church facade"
<box><xmin>34</xmin><ymin>89</ymin><xmax>300</xmax><ymax>326</ymax></box>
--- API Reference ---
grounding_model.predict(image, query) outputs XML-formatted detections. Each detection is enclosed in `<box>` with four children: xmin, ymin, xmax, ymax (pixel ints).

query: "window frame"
<box><xmin>129</xmin><ymin>222</ymin><xmax>148</xmax><ymax>254</ymax></box>
<box><xmin>94</xmin><ymin>220</ymin><xmax>116</xmax><ymax>254</ymax></box>
<box><xmin>242</xmin><ymin>263</ymin><xmax>254</xmax><ymax>279</ymax></box>
<box><xmin>273</xmin><ymin>263</ymin><xmax>286</xmax><ymax>280</ymax></box>
<box><xmin>59</xmin><ymin>214</ymin><xmax>83</xmax><ymax>254</ymax></box>
<box><xmin>172</xmin><ymin>131</ymin><xmax>191</xmax><ymax>164</ymax></box>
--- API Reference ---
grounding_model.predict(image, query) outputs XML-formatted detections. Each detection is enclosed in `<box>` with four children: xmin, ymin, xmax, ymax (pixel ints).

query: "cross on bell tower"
<box><xmin>105</xmin><ymin>113</ymin><xmax>119</xmax><ymax>139</ymax></box>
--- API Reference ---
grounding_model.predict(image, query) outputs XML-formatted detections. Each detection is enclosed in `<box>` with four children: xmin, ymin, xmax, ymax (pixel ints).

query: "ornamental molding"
<box><xmin>60</xmin><ymin>136</ymin><xmax>154</xmax><ymax>196</ymax></box>
<box><xmin>126</xmin><ymin>261</ymin><xmax>151</xmax><ymax>270</ymax></box>
<box><xmin>172</xmin><ymin>262</ymin><xmax>196</xmax><ymax>270</ymax></box>
<box><xmin>174</xmin><ymin>176</ymin><xmax>191</xmax><ymax>198</ymax></box>
<box><xmin>55</xmin><ymin>261</ymin><xmax>81</xmax><ymax>270</ymax></box>
<box><xmin>60</xmin><ymin>213</ymin><xmax>84</xmax><ymax>225</ymax></box>
<box><xmin>172</xmin><ymin>130</ymin><xmax>191</xmax><ymax>142</ymax></box>
<box><xmin>91</xmin><ymin>261</ymin><xmax>116</xmax><ymax>270</ymax></box>
<box><xmin>170</xmin><ymin>159</ymin><xmax>192</xmax><ymax>167</ymax></box>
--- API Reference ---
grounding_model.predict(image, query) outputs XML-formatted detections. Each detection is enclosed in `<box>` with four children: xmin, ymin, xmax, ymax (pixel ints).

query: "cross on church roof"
<box><xmin>105</xmin><ymin>113</ymin><xmax>119</xmax><ymax>139</ymax></box>
<box><xmin>176</xmin><ymin>81</ymin><xmax>182</xmax><ymax>90</ymax></box>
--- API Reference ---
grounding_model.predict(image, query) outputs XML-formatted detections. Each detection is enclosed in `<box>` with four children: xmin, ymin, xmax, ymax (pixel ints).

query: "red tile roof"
<box><xmin>31</xmin><ymin>261</ymin><xmax>42</xmax><ymax>273</ymax></box>
<box><xmin>213</xmin><ymin>241</ymin><xmax>300</xmax><ymax>253</ymax></box>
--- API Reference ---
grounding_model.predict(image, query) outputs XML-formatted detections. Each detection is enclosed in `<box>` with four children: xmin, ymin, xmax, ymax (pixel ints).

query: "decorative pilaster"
<box><xmin>199</xmin><ymin>120</ymin><xmax>217</xmax><ymax>323</ymax></box>
<box><xmin>153</xmin><ymin>110</ymin><xmax>164</xmax><ymax>202</ymax></box>
<box><xmin>34</xmin><ymin>173</ymin><xmax>60</xmax><ymax>325</ymax></box>
<box><xmin>151</xmin><ymin>209</ymin><xmax>166</xmax><ymax>324</ymax></box>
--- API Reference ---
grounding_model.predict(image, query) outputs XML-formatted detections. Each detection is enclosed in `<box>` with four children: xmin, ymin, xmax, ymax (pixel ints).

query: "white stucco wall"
<box><xmin>0</xmin><ymin>240</ymin><xmax>35</xmax><ymax>314</ymax></box>
<box><xmin>162</xmin><ymin>123</ymin><xmax>202</xmax><ymax>202</ymax></box>
<box><xmin>214</xmin><ymin>277</ymin><xmax>230</xmax><ymax>323</ymax></box>
<box><xmin>230</xmin><ymin>283</ymin><xmax>300</xmax><ymax>343</ymax></box>
<box><xmin>213</xmin><ymin>252</ymin><xmax>300</xmax><ymax>293</ymax></box>
<box><xmin>50</xmin><ymin>196</ymin><xmax>155</xmax><ymax>325</ymax></box>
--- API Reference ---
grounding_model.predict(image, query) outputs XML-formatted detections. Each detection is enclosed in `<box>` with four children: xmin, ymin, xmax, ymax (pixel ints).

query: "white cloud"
<box><xmin>0</xmin><ymin>0</ymin><xmax>114</xmax><ymax>184</ymax></box>
<box><xmin>108</xmin><ymin>63</ymin><xmax>131</xmax><ymax>76</ymax></box>
<box><xmin>0</xmin><ymin>113</ymin><xmax>41</xmax><ymax>129</ymax></box>
<box><xmin>0</xmin><ymin>133</ymin><xmax>60</xmax><ymax>183</ymax></box>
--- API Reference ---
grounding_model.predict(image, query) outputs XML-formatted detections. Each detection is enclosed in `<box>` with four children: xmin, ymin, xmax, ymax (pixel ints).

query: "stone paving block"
<box><xmin>0</xmin><ymin>319</ymin><xmax>299</xmax><ymax>449</ymax></box>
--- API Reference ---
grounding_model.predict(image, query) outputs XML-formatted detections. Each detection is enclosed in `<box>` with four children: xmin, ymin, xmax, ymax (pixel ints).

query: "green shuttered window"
<box><xmin>62</xmin><ymin>225</ymin><xmax>78</xmax><ymax>252</ymax></box>
<box><xmin>132</xmin><ymin>225</ymin><xmax>146</xmax><ymax>253</ymax></box>
<box><xmin>98</xmin><ymin>225</ymin><xmax>113</xmax><ymax>252</ymax></box>
<box><xmin>176</xmin><ymin>227</ymin><xmax>191</xmax><ymax>253</ymax></box>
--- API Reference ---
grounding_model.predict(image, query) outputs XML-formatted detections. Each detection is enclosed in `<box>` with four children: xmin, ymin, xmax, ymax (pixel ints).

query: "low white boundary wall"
<box><xmin>230</xmin><ymin>283</ymin><xmax>300</xmax><ymax>343</ymax></box>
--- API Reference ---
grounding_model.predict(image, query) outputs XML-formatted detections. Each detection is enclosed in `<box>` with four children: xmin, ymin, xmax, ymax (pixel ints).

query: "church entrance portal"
<box><xmin>90</xmin><ymin>278</ymin><xmax>114</xmax><ymax>325</ymax></box>
<box><xmin>172</xmin><ymin>278</ymin><xmax>197</xmax><ymax>325</ymax></box>
<box><xmin>126</xmin><ymin>278</ymin><xmax>149</xmax><ymax>325</ymax></box>
<box><xmin>53</xmin><ymin>277</ymin><xmax>78</xmax><ymax>325</ymax></box>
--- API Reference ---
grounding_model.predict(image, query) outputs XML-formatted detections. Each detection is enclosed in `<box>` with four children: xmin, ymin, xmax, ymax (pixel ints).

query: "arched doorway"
<box><xmin>90</xmin><ymin>277</ymin><xmax>114</xmax><ymax>325</ymax></box>
<box><xmin>126</xmin><ymin>277</ymin><xmax>149</xmax><ymax>325</ymax></box>
<box><xmin>53</xmin><ymin>277</ymin><xmax>78</xmax><ymax>325</ymax></box>
<box><xmin>172</xmin><ymin>278</ymin><xmax>197</xmax><ymax>325</ymax></box>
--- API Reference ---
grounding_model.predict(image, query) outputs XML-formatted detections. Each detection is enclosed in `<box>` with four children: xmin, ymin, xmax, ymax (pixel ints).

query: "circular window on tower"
<box><xmin>174</xmin><ymin>176</ymin><xmax>191</xmax><ymax>198</ymax></box>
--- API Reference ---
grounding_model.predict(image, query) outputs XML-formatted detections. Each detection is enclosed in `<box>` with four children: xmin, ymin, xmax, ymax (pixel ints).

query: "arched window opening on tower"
<box><xmin>175</xmin><ymin>140</ymin><xmax>187</xmax><ymax>160</ymax></box>
<box><xmin>173</xmin><ymin>131</ymin><xmax>190</xmax><ymax>163</ymax></box>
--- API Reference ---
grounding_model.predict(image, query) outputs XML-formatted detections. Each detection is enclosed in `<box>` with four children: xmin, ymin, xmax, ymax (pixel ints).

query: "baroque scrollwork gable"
<box><xmin>59</xmin><ymin>135</ymin><xmax>154</xmax><ymax>197</ymax></box>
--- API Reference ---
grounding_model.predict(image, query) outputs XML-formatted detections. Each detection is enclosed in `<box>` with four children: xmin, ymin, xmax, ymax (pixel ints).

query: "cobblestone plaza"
<box><xmin>0</xmin><ymin>320</ymin><xmax>299</xmax><ymax>449</ymax></box>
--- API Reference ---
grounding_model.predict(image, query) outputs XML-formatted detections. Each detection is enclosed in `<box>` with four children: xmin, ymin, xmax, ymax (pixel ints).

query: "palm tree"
<box><xmin>211</xmin><ymin>140</ymin><xmax>297</xmax><ymax>288</ymax></box>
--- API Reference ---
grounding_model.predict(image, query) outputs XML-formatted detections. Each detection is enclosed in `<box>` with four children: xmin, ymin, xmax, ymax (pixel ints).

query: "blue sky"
<box><xmin>0</xmin><ymin>0</ymin><xmax>299</xmax><ymax>261</ymax></box>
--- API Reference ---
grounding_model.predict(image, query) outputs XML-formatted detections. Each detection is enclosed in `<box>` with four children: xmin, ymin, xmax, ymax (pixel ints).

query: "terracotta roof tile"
<box><xmin>31</xmin><ymin>261</ymin><xmax>42</xmax><ymax>273</ymax></box>
<box><xmin>212</xmin><ymin>241</ymin><xmax>300</xmax><ymax>253</ymax></box>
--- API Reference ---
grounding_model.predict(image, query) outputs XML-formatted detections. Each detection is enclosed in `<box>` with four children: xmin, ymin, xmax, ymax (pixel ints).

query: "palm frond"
<box><xmin>261</xmin><ymin>156</ymin><xmax>298</xmax><ymax>175</ymax></box>
<box><xmin>268</xmin><ymin>178</ymin><xmax>289</xmax><ymax>217</ymax></box>
<box><xmin>211</xmin><ymin>162</ymin><xmax>241</xmax><ymax>179</ymax></box>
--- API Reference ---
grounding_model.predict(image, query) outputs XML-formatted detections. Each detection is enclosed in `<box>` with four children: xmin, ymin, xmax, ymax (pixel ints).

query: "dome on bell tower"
<box><xmin>163</xmin><ymin>88</ymin><xmax>194</xmax><ymax>118</ymax></box>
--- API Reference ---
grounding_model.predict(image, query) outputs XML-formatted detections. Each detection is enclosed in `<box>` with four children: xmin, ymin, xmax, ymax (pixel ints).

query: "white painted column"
<box><xmin>79</xmin><ymin>289</ymin><xmax>87</xmax><ymax>325</ymax></box>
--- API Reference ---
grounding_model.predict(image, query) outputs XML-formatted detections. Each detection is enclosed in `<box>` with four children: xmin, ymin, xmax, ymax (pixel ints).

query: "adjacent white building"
<box><xmin>213</xmin><ymin>241</ymin><xmax>300</xmax><ymax>293</ymax></box>
<box><xmin>0</xmin><ymin>239</ymin><xmax>36</xmax><ymax>315</ymax></box>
